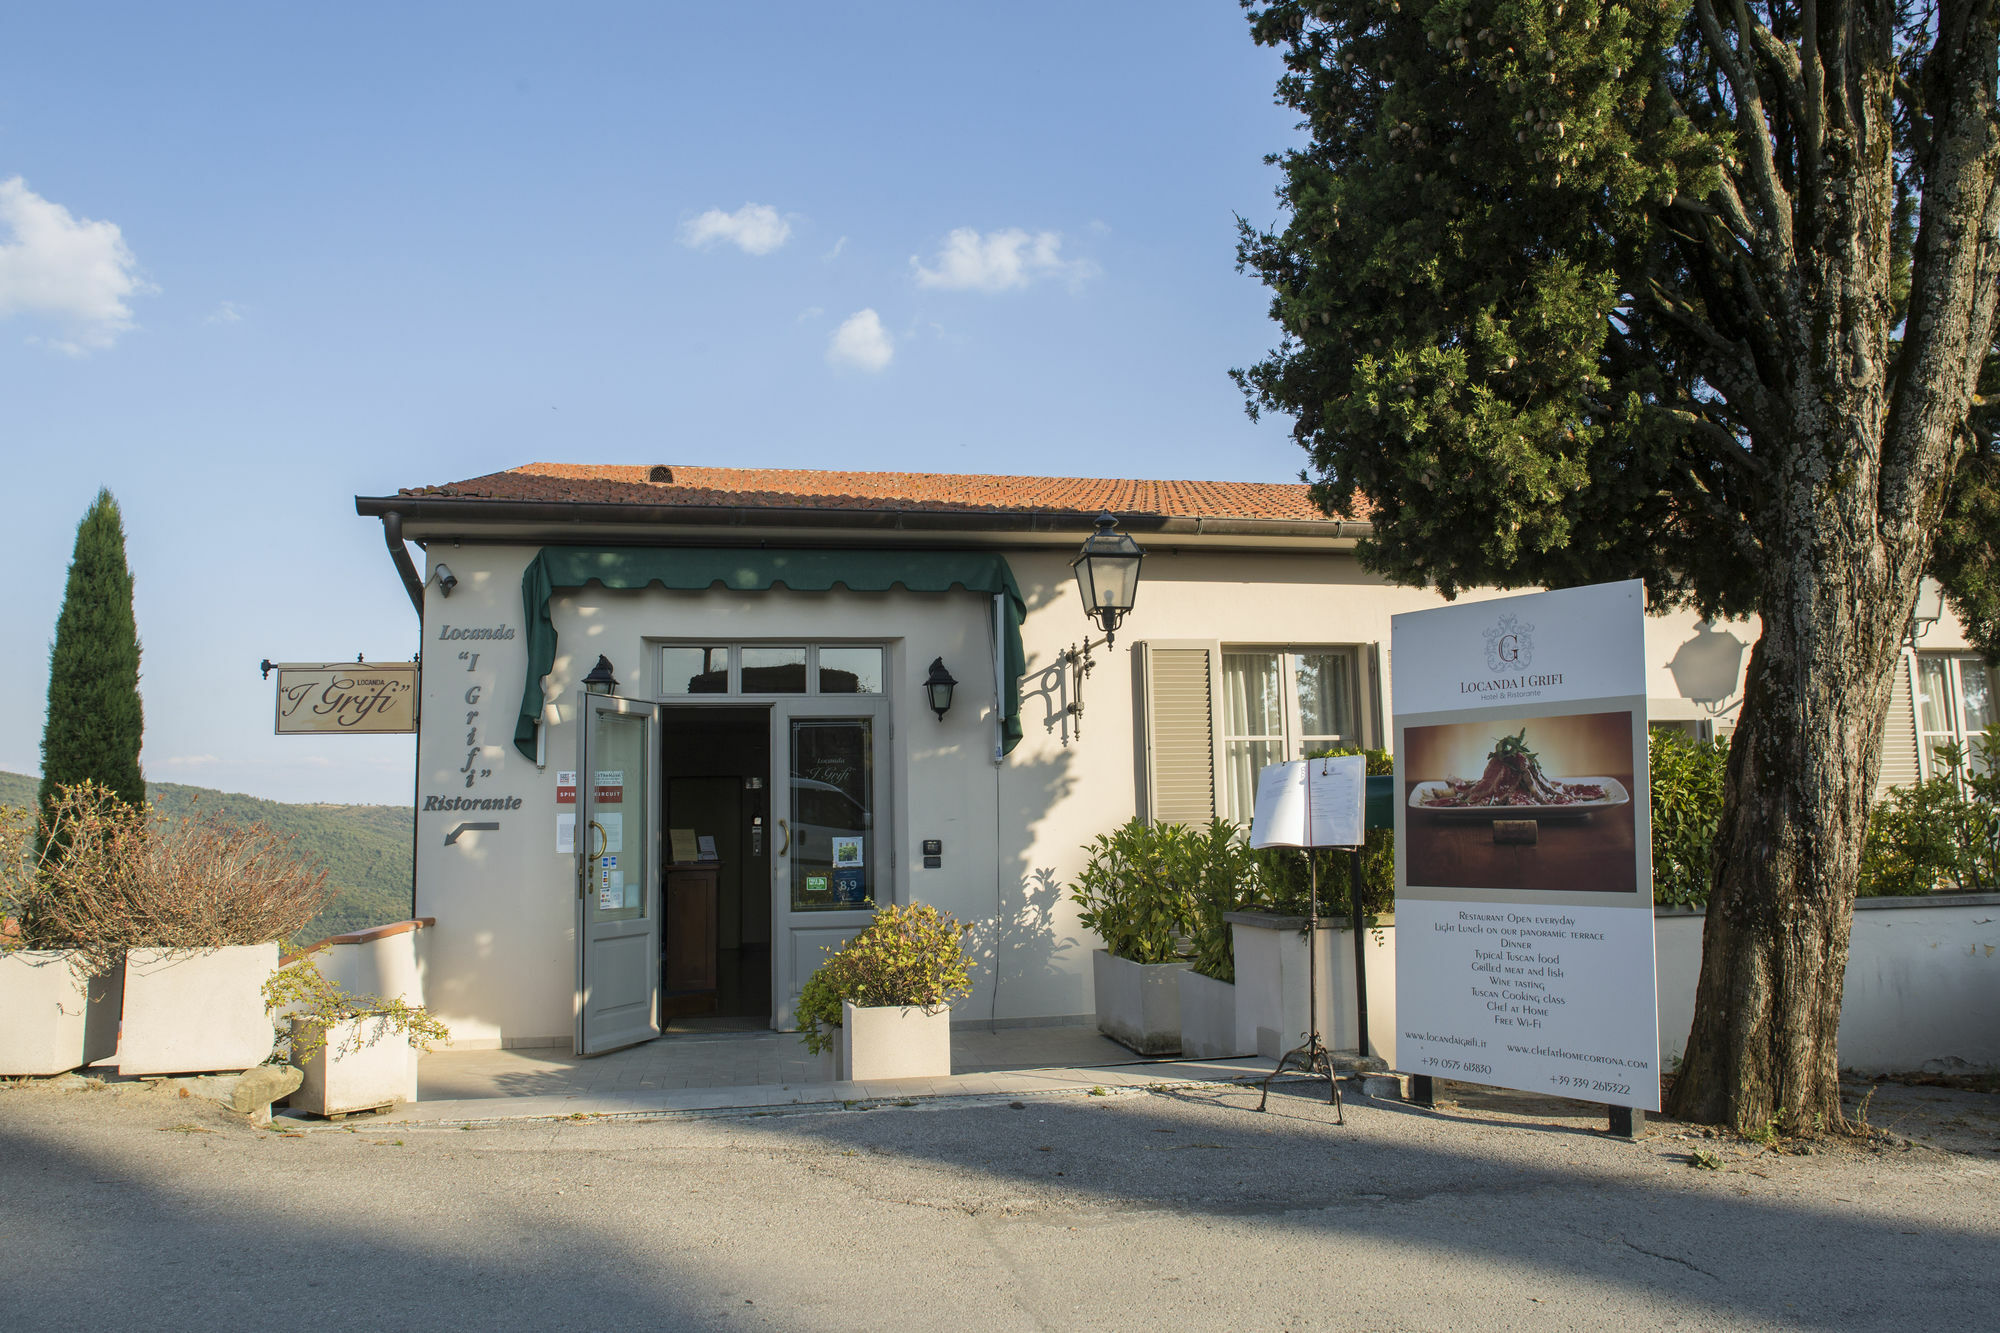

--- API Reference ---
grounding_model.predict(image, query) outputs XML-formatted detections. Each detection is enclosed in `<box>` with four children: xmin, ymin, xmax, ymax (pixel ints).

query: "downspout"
<box><xmin>381</xmin><ymin>511</ymin><xmax>426</xmax><ymax>615</ymax></box>
<box><xmin>380</xmin><ymin>510</ymin><xmax>424</xmax><ymax>925</ymax></box>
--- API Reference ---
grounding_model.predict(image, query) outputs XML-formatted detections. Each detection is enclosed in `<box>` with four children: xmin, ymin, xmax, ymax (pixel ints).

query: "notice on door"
<box><xmin>1391</xmin><ymin>580</ymin><xmax>1660</xmax><ymax>1111</ymax></box>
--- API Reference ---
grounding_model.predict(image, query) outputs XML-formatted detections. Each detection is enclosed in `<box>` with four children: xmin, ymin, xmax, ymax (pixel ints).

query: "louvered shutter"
<box><xmin>1139</xmin><ymin>641</ymin><xmax>1220</xmax><ymax>825</ymax></box>
<box><xmin>1876</xmin><ymin>649</ymin><xmax>1922</xmax><ymax>797</ymax></box>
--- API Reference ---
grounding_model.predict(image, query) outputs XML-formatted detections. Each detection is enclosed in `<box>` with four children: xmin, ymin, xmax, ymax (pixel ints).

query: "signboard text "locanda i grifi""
<box><xmin>272</xmin><ymin>663</ymin><xmax>419</xmax><ymax>735</ymax></box>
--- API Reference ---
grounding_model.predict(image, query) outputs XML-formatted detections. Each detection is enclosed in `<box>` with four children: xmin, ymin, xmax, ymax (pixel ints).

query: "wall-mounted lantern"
<box><xmin>582</xmin><ymin>655</ymin><xmax>619</xmax><ymax>695</ymax></box>
<box><xmin>1071</xmin><ymin>511</ymin><xmax>1145</xmax><ymax>646</ymax></box>
<box><xmin>924</xmin><ymin>657</ymin><xmax>958</xmax><ymax>720</ymax></box>
<box><xmin>1909</xmin><ymin>576</ymin><xmax>1947</xmax><ymax>644</ymax></box>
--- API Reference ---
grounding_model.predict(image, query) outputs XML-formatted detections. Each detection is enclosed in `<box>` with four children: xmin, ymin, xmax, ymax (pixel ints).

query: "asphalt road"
<box><xmin>2</xmin><ymin>1077</ymin><xmax>1994</xmax><ymax>1331</ymax></box>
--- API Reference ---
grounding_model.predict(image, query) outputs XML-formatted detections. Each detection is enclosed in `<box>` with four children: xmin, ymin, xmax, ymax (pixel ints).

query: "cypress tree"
<box><xmin>38</xmin><ymin>489</ymin><xmax>145</xmax><ymax>818</ymax></box>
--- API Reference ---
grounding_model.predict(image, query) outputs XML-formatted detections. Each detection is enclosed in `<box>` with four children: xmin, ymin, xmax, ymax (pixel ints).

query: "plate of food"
<box><xmin>1409</xmin><ymin>728</ymin><xmax>1631</xmax><ymax>820</ymax></box>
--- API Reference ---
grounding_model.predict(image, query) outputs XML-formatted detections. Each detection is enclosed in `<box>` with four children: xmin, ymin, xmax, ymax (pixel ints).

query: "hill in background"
<box><xmin>0</xmin><ymin>770</ymin><xmax>412</xmax><ymax>943</ymax></box>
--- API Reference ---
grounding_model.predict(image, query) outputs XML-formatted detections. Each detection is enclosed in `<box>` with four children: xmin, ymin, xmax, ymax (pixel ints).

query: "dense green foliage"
<box><xmin>1860</xmin><ymin>732</ymin><xmax>2000</xmax><ymax>894</ymax></box>
<box><xmin>795</xmin><ymin>903</ymin><xmax>975</xmax><ymax>1056</ymax></box>
<box><xmin>1255</xmin><ymin>746</ymin><xmax>1395</xmax><ymax>923</ymax></box>
<box><xmin>1234</xmin><ymin>0</ymin><xmax>1996</xmax><ymax>640</ymax></box>
<box><xmin>1181</xmin><ymin>819</ymin><xmax>1272</xmax><ymax>983</ymax></box>
<box><xmin>1648</xmin><ymin>729</ymin><xmax>1729</xmax><ymax>907</ymax></box>
<box><xmin>1068</xmin><ymin>818</ymin><xmax>1201</xmax><ymax>965</ymax></box>
<box><xmin>38</xmin><ymin>490</ymin><xmax>145</xmax><ymax>819</ymax></box>
<box><xmin>0</xmin><ymin>770</ymin><xmax>411</xmax><ymax>944</ymax></box>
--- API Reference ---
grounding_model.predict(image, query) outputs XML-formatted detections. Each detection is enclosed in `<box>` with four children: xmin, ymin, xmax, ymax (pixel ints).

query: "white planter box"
<box><xmin>1091</xmin><ymin>949</ymin><xmax>1188</xmax><ymax>1056</ymax></box>
<box><xmin>1177</xmin><ymin>970</ymin><xmax>1248</xmax><ymax>1059</ymax></box>
<box><xmin>1227</xmin><ymin>912</ymin><xmax>1397</xmax><ymax>1062</ymax></box>
<box><xmin>0</xmin><ymin>950</ymin><xmax>122</xmax><ymax>1076</ymax></box>
<box><xmin>118</xmin><ymin>943</ymin><xmax>278</xmax><ymax>1076</ymax></box>
<box><xmin>838</xmin><ymin>1001</ymin><xmax>951</xmax><ymax>1081</ymax></box>
<box><xmin>288</xmin><ymin>1016</ymin><xmax>420</xmax><ymax>1117</ymax></box>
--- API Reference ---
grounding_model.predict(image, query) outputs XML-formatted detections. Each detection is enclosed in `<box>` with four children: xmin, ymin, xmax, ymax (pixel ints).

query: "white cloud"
<box><xmin>0</xmin><ymin>177</ymin><xmax>150</xmax><ymax>353</ymax></box>
<box><xmin>825</xmin><ymin>236</ymin><xmax>847</xmax><ymax>260</ymax></box>
<box><xmin>826</xmin><ymin>308</ymin><xmax>893</xmax><ymax>372</ymax></box>
<box><xmin>679</xmin><ymin>203</ymin><xmax>791</xmax><ymax>255</ymax></box>
<box><xmin>910</xmin><ymin>227</ymin><xmax>1096</xmax><ymax>293</ymax></box>
<box><xmin>204</xmin><ymin>300</ymin><xmax>244</xmax><ymax>324</ymax></box>
<box><xmin>796</xmin><ymin>305</ymin><xmax>824</xmax><ymax>323</ymax></box>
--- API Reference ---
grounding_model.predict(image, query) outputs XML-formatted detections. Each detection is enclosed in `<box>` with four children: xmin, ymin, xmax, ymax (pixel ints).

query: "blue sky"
<box><xmin>0</xmin><ymin>3</ymin><xmax>1307</xmax><ymax>804</ymax></box>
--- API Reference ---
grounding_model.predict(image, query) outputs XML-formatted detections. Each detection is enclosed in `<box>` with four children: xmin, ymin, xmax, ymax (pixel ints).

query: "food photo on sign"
<box><xmin>1402</xmin><ymin>710</ymin><xmax>1639</xmax><ymax>895</ymax></box>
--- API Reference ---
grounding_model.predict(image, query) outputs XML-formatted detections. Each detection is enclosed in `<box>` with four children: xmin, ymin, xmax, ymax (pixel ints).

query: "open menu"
<box><xmin>1249</xmin><ymin>754</ymin><xmax>1367</xmax><ymax>849</ymax></box>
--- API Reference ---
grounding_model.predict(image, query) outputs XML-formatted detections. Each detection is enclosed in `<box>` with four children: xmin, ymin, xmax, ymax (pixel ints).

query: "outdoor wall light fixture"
<box><xmin>1908</xmin><ymin>576</ymin><xmax>1947</xmax><ymax>645</ymax></box>
<box><xmin>1053</xmin><ymin>512</ymin><xmax>1147</xmax><ymax>743</ymax></box>
<box><xmin>1071</xmin><ymin>511</ymin><xmax>1145</xmax><ymax>646</ymax></box>
<box><xmin>430</xmin><ymin>562</ymin><xmax>458</xmax><ymax>597</ymax></box>
<box><xmin>924</xmin><ymin>657</ymin><xmax>958</xmax><ymax>720</ymax></box>
<box><xmin>582</xmin><ymin>655</ymin><xmax>619</xmax><ymax>695</ymax></box>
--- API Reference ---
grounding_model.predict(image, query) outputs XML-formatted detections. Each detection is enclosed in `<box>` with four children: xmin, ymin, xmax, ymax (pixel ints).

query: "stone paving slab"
<box><xmin>340</xmin><ymin>1053</ymin><xmax>1352</xmax><ymax>1127</ymax></box>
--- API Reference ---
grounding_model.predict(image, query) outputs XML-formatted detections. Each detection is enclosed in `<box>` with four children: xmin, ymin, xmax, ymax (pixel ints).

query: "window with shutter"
<box><xmin>1139</xmin><ymin>643</ymin><xmax>1218</xmax><ymax>825</ymax></box>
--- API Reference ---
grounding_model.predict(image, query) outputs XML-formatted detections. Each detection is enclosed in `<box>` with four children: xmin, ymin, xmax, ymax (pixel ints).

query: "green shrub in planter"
<box><xmin>262</xmin><ymin>956</ymin><xmax>451</xmax><ymax>1066</ymax></box>
<box><xmin>1183</xmin><ymin>818</ymin><xmax>1268</xmax><ymax>984</ymax></box>
<box><xmin>796</xmin><ymin>903</ymin><xmax>974</xmax><ymax>1056</ymax></box>
<box><xmin>1861</xmin><ymin>728</ymin><xmax>1999</xmax><ymax>894</ymax></box>
<box><xmin>1069</xmin><ymin>817</ymin><xmax>1196</xmax><ymax>965</ymax></box>
<box><xmin>1650</xmin><ymin>729</ymin><xmax>1729</xmax><ymax>908</ymax></box>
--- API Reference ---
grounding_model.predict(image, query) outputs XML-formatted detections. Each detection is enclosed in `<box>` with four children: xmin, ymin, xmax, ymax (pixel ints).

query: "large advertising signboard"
<box><xmin>1391</xmin><ymin>580</ymin><xmax>1660</xmax><ymax>1111</ymax></box>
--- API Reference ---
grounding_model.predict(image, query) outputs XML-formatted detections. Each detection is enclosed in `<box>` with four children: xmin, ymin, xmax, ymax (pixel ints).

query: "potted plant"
<box><xmin>26</xmin><ymin>783</ymin><xmax>332</xmax><ymax>1077</ymax></box>
<box><xmin>264</xmin><ymin>957</ymin><xmax>450</xmax><ymax>1117</ymax></box>
<box><xmin>795</xmin><ymin>903</ymin><xmax>974</xmax><ymax>1081</ymax></box>
<box><xmin>1070</xmin><ymin>817</ymin><xmax>1197</xmax><ymax>1055</ymax></box>
<box><xmin>1177</xmin><ymin>818</ymin><xmax>1264</xmax><ymax>1059</ymax></box>
<box><xmin>1</xmin><ymin>786</ymin><xmax>128</xmax><ymax>1076</ymax></box>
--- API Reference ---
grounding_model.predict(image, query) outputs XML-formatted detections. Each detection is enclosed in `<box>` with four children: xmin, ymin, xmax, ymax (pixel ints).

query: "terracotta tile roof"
<box><xmin>396</xmin><ymin>463</ymin><xmax>1362</xmax><ymax>523</ymax></box>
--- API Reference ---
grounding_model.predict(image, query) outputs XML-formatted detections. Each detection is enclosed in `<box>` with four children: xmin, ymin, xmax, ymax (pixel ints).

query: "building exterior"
<box><xmin>355</xmin><ymin>462</ymin><xmax>1950</xmax><ymax>1053</ymax></box>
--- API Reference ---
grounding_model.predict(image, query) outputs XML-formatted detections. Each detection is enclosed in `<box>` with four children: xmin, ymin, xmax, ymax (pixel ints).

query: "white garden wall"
<box><xmin>1656</xmin><ymin>894</ymin><xmax>2000</xmax><ymax>1075</ymax></box>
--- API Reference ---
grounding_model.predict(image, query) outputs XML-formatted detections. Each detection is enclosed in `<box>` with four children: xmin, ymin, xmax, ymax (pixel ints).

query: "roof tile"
<box><xmin>401</xmin><ymin>463</ymin><xmax>1360</xmax><ymax>523</ymax></box>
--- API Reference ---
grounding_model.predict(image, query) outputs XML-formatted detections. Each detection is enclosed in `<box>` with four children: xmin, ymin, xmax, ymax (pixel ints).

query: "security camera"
<box><xmin>433</xmin><ymin>563</ymin><xmax>458</xmax><ymax>597</ymax></box>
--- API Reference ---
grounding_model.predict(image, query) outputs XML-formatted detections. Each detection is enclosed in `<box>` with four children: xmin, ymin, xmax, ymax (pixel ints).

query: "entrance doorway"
<box><xmin>660</xmin><ymin>707</ymin><xmax>771</xmax><ymax>1029</ymax></box>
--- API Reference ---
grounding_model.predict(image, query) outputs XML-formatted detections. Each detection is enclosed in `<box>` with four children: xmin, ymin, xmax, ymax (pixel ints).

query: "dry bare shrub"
<box><xmin>20</xmin><ymin>782</ymin><xmax>330</xmax><ymax>969</ymax></box>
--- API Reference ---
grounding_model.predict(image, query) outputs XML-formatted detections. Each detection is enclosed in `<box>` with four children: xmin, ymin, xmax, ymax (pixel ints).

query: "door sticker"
<box><xmin>832</xmin><ymin>835</ymin><xmax>864</xmax><ymax>867</ymax></box>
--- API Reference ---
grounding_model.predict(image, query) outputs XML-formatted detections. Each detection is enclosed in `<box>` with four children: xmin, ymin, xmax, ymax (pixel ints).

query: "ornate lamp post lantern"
<box><xmin>1057</xmin><ymin>512</ymin><xmax>1146</xmax><ymax>742</ymax></box>
<box><xmin>1070</xmin><ymin>511</ymin><xmax>1145</xmax><ymax>646</ymax></box>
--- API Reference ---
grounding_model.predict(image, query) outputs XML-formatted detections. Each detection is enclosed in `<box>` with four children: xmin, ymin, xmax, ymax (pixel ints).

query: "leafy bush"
<box><xmin>1650</xmin><ymin>729</ymin><xmax>1730</xmax><ymax>907</ymax></box>
<box><xmin>1182</xmin><ymin>818</ymin><xmax>1269</xmax><ymax>984</ymax></box>
<box><xmin>795</xmin><ymin>903</ymin><xmax>975</xmax><ymax>1056</ymax></box>
<box><xmin>1861</xmin><ymin>728</ymin><xmax>1999</xmax><ymax>894</ymax></box>
<box><xmin>1068</xmin><ymin>817</ymin><xmax>1197</xmax><ymax>965</ymax></box>
<box><xmin>1254</xmin><ymin>746</ymin><xmax>1395</xmax><ymax>922</ymax></box>
<box><xmin>263</xmin><ymin>955</ymin><xmax>450</xmax><ymax>1066</ymax></box>
<box><xmin>3</xmin><ymin>782</ymin><xmax>330</xmax><ymax>969</ymax></box>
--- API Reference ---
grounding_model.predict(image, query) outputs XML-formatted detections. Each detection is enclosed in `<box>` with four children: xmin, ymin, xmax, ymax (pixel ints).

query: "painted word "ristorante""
<box><xmin>1461</xmin><ymin>674</ymin><xmax>1563</xmax><ymax>692</ymax></box>
<box><xmin>423</xmin><ymin>795</ymin><xmax>525</xmax><ymax>811</ymax></box>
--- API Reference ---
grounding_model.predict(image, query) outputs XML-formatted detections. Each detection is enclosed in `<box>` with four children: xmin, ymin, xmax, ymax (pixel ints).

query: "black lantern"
<box><xmin>1071</xmin><ymin>511</ymin><xmax>1144</xmax><ymax>645</ymax></box>
<box><xmin>582</xmin><ymin>655</ymin><xmax>619</xmax><ymax>695</ymax></box>
<box><xmin>924</xmin><ymin>657</ymin><xmax>958</xmax><ymax>720</ymax></box>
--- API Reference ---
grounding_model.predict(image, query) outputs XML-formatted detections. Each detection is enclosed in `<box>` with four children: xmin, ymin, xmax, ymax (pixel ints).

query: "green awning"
<box><xmin>515</xmin><ymin>546</ymin><xmax>1028</xmax><ymax>759</ymax></box>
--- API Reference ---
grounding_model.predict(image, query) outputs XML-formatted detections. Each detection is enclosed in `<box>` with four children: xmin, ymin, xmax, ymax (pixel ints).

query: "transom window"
<box><xmin>1221</xmin><ymin>647</ymin><xmax>1362</xmax><ymax>819</ymax></box>
<box><xmin>657</xmin><ymin>643</ymin><xmax>884</xmax><ymax>697</ymax></box>
<box><xmin>1917</xmin><ymin>653</ymin><xmax>1995</xmax><ymax>783</ymax></box>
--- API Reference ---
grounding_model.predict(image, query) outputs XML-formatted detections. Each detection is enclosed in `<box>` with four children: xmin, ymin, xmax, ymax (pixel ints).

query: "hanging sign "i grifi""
<box><xmin>266</xmin><ymin>660</ymin><xmax>419</xmax><ymax>735</ymax></box>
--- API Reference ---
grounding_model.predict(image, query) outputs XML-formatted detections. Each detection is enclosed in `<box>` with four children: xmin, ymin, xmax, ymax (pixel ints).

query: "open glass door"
<box><xmin>770</xmin><ymin>697</ymin><xmax>891</xmax><ymax>1027</ymax></box>
<box><xmin>575</xmin><ymin>691</ymin><xmax>663</xmax><ymax>1055</ymax></box>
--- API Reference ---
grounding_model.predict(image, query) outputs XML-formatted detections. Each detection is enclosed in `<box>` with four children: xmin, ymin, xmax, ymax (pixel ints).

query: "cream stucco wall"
<box><xmin>407</xmin><ymin>541</ymin><xmax>1750</xmax><ymax>1047</ymax></box>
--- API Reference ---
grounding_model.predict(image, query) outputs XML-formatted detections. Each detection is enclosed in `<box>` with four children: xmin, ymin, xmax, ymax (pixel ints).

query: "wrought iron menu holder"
<box><xmin>1257</xmin><ymin>838</ymin><xmax>1343</xmax><ymax>1120</ymax></box>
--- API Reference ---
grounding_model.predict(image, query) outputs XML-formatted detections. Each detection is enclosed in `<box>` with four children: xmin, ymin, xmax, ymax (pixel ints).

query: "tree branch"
<box><xmin>1692</xmin><ymin>0</ymin><xmax>1799</xmax><ymax>271</ymax></box>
